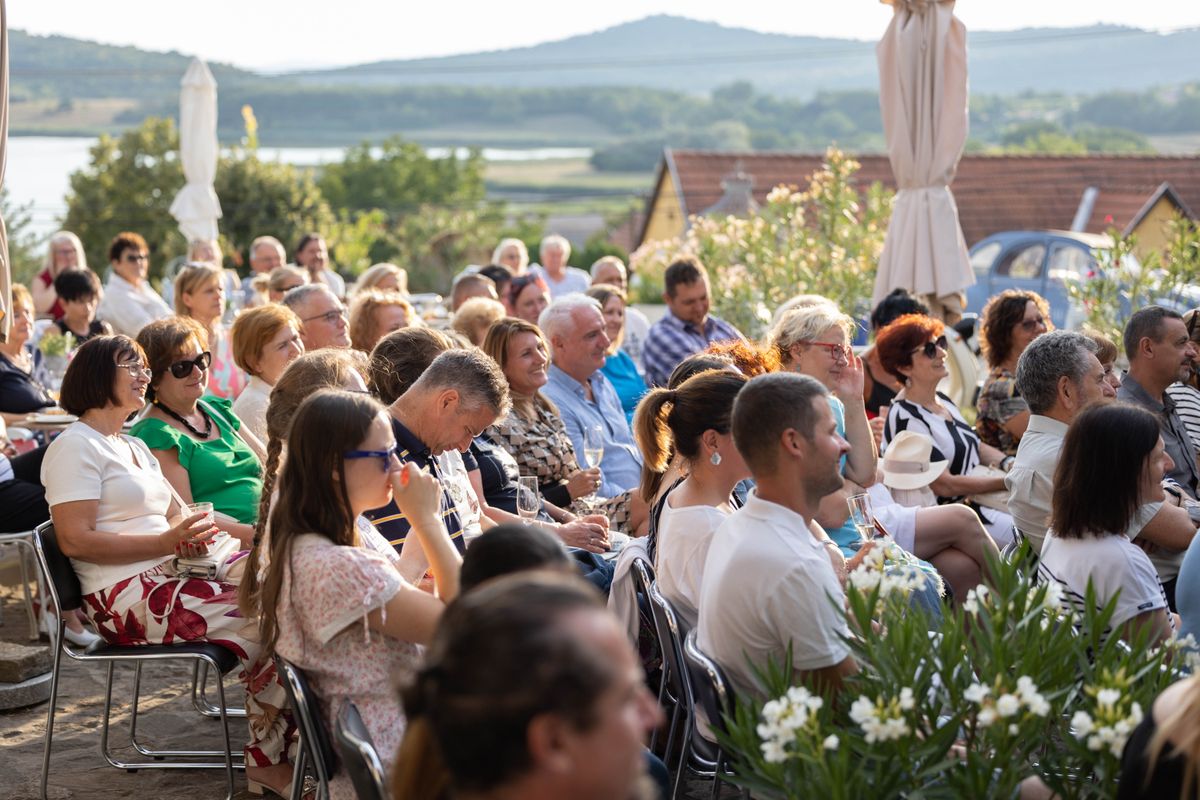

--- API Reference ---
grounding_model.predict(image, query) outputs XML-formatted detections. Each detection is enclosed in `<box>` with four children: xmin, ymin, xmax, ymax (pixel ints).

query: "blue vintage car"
<box><xmin>964</xmin><ymin>230</ymin><xmax>1125</xmax><ymax>330</ymax></box>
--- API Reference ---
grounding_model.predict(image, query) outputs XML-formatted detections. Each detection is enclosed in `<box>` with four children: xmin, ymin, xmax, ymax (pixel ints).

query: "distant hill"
<box><xmin>287</xmin><ymin>15</ymin><xmax>1200</xmax><ymax>98</ymax></box>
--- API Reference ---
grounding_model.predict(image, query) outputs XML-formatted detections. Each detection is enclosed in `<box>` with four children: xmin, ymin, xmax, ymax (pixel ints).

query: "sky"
<box><xmin>11</xmin><ymin>0</ymin><xmax>1200</xmax><ymax>72</ymax></box>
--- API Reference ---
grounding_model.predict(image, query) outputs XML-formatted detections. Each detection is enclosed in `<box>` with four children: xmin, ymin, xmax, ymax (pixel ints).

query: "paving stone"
<box><xmin>0</xmin><ymin>640</ymin><xmax>52</xmax><ymax>683</ymax></box>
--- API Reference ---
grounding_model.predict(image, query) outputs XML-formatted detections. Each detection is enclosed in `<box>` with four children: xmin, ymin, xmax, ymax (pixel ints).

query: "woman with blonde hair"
<box><xmin>450</xmin><ymin>296</ymin><xmax>507</xmax><ymax>347</ymax></box>
<box><xmin>267</xmin><ymin>265</ymin><xmax>308</xmax><ymax>304</ymax></box>
<box><xmin>348</xmin><ymin>290</ymin><xmax>417</xmax><ymax>353</ymax></box>
<box><xmin>230</xmin><ymin>304</ymin><xmax>305</xmax><ymax>442</ymax></box>
<box><xmin>491</xmin><ymin>237</ymin><xmax>530</xmax><ymax>275</ymax></box>
<box><xmin>351</xmin><ymin>262</ymin><xmax>408</xmax><ymax>298</ymax></box>
<box><xmin>175</xmin><ymin>262</ymin><xmax>246</xmax><ymax>399</ymax></box>
<box><xmin>32</xmin><ymin>230</ymin><xmax>87</xmax><ymax>319</ymax></box>
<box><xmin>1119</xmin><ymin>675</ymin><xmax>1200</xmax><ymax>799</ymax></box>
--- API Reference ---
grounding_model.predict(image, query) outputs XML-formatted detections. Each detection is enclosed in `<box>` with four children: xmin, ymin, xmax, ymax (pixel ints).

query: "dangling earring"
<box><xmin>710</xmin><ymin>451</ymin><xmax>722</xmax><ymax>466</ymax></box>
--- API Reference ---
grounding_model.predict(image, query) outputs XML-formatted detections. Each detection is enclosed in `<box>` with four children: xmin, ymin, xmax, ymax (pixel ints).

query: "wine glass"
<box><xmin>847</xmin><ymin>492</ymin><xmax>878</xmax><ymax>543</ymax></box>
<box><xmin>581</xmin><ymin>424</ymin><xmax>605</xmax><ymax>498</ymax></box>
<box><xmin>517</xmin><ymin>476</ymin><xmax>540</xmax><ymax>525</ymax></box>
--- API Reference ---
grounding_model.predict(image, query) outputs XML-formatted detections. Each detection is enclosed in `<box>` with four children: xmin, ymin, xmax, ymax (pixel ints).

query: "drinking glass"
<box><xmin>581</xmin><ymin>424</ymin><xmax>605</xmax><ymax>500</ymax></box>
<box><xmin>517</xmin><ymin>476</ymin><xmax>541</xmax><ymax>525</ymax></box>
<box><xmin>847</xmin><ymin>493</ymin><xmax>878</xmax><ymax>543</ymax></box>
<box><xmin>186</xmin><ymin>501</ymin><xmax>215</xmax><ymax>528</ymax></box>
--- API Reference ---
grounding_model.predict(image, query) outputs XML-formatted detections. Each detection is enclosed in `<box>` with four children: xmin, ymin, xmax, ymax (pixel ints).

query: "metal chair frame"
<box><xmin>275</xmin><ymin>655</ymin><xmax>337</xmax><ymax>800</ymax></box>
<box><xmin>333</xmin><ymin>701</ymin><xmax>388</xmax><ymax>800</ymax></box>
<box><xmin>33</xmin><ymin>522</ymin><xmax>243</xmax><ymax>800</ymax></box>
<box><xmin>0</xmin><ymin>528</ymin><xmax>44</xmax><ymax>640</ymax></box>
<box><xmin>682</xmin><ymin>629</ymin><xmax>750</xmax><ymax>800</ymax></box>
<box><xmin>629</xmin><ymin>556</ymin><xmax>671</xmax><ymax>752</ymax></box>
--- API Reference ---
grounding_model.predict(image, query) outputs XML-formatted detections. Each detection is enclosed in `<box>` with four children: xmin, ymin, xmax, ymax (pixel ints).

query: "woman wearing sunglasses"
<box><xmin>976</xmin><ymin>289</ymin><xmax>1053</xmax><ymax>456</ymax></box>
<box><xmin>877</xmin><ymin>313</ymin><xmax>1014</xmax><ymax>548</ymax></box>
<box><xmin>504</xmin><ymin>273</ymin><xmax>550</xmax><ymax>327</ymax></box>
<box><xmin>41</xmin><ymin>335</ymin><xmax>297</xmax><ymax>796</ymax></box>
<box><xmin>131</xmin><ymin>316</ymin><xmax>266</xmax><ymax>545</ymax></box>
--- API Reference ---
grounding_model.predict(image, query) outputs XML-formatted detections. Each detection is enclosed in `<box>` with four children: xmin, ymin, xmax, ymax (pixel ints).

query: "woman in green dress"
<box><xmin>132</xmin><ymin>315</ymin><xmax>264</xmax><ymax>545</ymax></box>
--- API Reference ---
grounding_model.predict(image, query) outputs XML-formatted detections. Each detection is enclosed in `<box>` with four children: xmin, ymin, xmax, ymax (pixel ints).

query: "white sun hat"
<box><xmin>881</xmin><ymin>430</ymin><xmax>949</xmax><ymax>491</ymax></box>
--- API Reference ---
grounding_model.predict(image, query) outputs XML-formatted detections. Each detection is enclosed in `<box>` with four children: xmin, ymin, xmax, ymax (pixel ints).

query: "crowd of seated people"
<box><xmin>15</xmin><ymin>224</ymin><xmax>1200</xmax><ymax>799</ymax></box>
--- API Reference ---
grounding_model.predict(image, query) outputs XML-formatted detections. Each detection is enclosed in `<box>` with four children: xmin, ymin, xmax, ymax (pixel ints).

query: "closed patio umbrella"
<box><xmin>0</xmin><ymin>0</ymin><xmax>10</xmax><ymax>342</ymax></box>
<box><xmin>169</xmin><ymin>58</ymin><xmax>222</xmax><ymax>243</ymax></box>
<box><xmin>872</xmin><ymin>0</ymin><xmax>973</xmax><ymax>322</ymax></box>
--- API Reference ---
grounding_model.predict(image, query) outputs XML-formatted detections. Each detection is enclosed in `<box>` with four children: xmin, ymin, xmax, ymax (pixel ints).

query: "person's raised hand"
<box><xmin>389</xmin><ymin>462</ymin><xmax>443</xmax><ymax>526</ymax></box>
<box><xmin>833</xmin><ymin>350</ymin><xmax>866</xmax><ymax>404</ymax></box>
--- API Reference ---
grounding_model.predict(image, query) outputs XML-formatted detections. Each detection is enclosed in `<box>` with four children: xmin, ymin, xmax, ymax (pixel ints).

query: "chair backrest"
<box><xmin>275</xmin><ymin>656</ymin><xmax>338</xmax><ymax>785</ymax></box>
<box><xmin>334</xmin><ymin>702</ymin><xmax>388</xmax><ymax>800</ymax></box>
<box><xmin>33</xmin><ymin>521</ymin><xmax>83</xmax><ymax>613</ymax></box>
<box><xmin>683</xmin><ymin>628</ymin><xmax>738</xmax><ymax>737</ymax></box>
<box><xmin>629</xmin><ymin>556</ymin><xmax>655</xmax><ymax>606</ymax></box>
<box><xmin>647</xmin><ymin>579</ymin><xmax>691</xmax><ymax>702</ymax></box>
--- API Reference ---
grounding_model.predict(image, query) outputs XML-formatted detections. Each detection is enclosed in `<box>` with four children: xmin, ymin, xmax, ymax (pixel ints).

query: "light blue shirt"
<box><xmin>543</xmin><ymin>364</ymin><xmax>643</xmax><ymax>498</ymax></box>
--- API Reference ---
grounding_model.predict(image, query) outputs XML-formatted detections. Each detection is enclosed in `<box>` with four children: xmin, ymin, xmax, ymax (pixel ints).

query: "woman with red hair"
<box><xmin>876</xmin><ymin>314</ymin><xmax>1014</xmax><ymax>547</ymax></box>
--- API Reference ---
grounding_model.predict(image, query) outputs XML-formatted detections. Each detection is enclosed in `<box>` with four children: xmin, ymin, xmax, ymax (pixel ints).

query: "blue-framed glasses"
<box><xmin>344</xmin><ymin>444</ymin><xmax>401</xmax><ymax>471</ymax></box>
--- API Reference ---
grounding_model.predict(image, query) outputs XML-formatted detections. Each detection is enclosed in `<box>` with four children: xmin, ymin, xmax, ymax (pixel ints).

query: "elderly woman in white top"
<box><xmin>492</xmin><ymin>237</ymin><xmax>530</xmax><ymax>276</ymax></box>
<box><xmin>95</xmin><ymin>232</ymin><xmax>172</xmax><ymax>338</ymax></box>
<box><xmin>40</xmin><ymin>334</ymin><xmax>298</xmax><ymax>796</ymax></box>
<box><xmin>230</xmin><ymin>304</ymin><xmax>305</xmax><ymax>443</ymax></box>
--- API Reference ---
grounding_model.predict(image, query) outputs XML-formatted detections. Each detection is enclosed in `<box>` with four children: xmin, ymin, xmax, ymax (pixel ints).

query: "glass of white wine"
<box><xmin>517</xmin><ymin>476</ymin><xmax>541</xmax><ymax>525</ymax></box>
<box><xmin>582</xmin><ymin>424</ymin><xmax>605</xmax><ymax>499</ymax></box>
<box><xmin>847</xmin><ymin>492</ymin><xmax>878</xmax><ymax>543</ymax></box>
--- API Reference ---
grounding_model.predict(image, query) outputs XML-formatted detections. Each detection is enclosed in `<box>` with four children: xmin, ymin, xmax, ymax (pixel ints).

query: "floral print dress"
<box><xmin>976</xmin><ymin>367</ymin><xmax>1028</xmax><ymax>456</ymax></box>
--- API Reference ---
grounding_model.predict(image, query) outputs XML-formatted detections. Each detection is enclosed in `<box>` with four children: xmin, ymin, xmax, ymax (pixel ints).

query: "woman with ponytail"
<box><xmin>254</xmin><ymin>390</ymin><xmax>461</xmax><ymax>800</ymax></box>
<box><xmin>393</xmin><ymin>572</ymin><xmax>662</xmax><ymax>800</ymax></box>
<box><xmin>633</xmin><ymin>369</ymin><xmax>748</xmax><ymax>629</ymax></box>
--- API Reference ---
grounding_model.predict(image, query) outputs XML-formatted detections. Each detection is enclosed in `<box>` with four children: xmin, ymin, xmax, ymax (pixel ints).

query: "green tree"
<box><xmin>2</xmin><ymin>188</ymin><xmax>45</xmax><ymax>287</ymax></box>
<box><xmin>317</xmin><ymin>136</ymin><xmax>486</xmax><ymax>215</ymax></box>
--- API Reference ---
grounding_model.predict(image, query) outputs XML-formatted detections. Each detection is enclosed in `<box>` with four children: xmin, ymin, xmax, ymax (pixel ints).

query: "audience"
<box><xmin>294</xmin><ymin>232</ymin><xmax>345</xmax><ymax>299</ymax></box>
<box><xmin>976</xmin><ymin>289</ymin><xmax>1052</xmax><ymax>456</ymax></box>
<box><xmin>348</xmin><ymin>289</ymin><xmax>417</xmax><ymax>353</ymax></box>
<box><xmin>449</xmin><ymin>272</ymin><xmax>498</xmax><ymax>312</ymax></box>
<box><xmin>504</xmin><ymin>272</ymin><xmax>551</xmax><ymax>326</ymax></box>
<box><xmin>266</xmin><ymin>265</ymin><xmax>308</xmax><ymax>304</ymax></box>
<box><xmin>41</xmin><ymin>335</ymin><xmax>295</xmax><ymax>796</ymax></box>
<box><xmin>540</xmin><ymin>295</ymin><xmax>643</xmax><ymax>497</ymax></box>
<box><xmin>96</xmin><ymin>232</ymin><xmax>172</xmax><ymax>337</ymax></box>
<box><xmin>586</xmin><ymin>283</ymin><xmax>648</xmax><ymax>425</ymax></box>
<box><xmin>643</xmin><ymin>256</ymin><xmax>744</xmax><ymax>388</ymax></box>
<box><xmin>863</xmin><ymin>289</ymin><xmax>929</xmax><ymax>439</ymax></box>
<box><xmin>478</xmin><ymin>264</ymin><xmax>514</xmax><ymax>302</ymax></box>
<box><xmin>132</xmin><ymin>317</ymin><xmax>264</xmax><ymax>544</ymax></box>
<box><xmin>1038</xmin><ymin>403</ymin><xmax>1176</xmax><ymax>648</ymax></box>
<box><xmin>1166</xmin><ymin>308</ymin><xmax>1200</xmax><ymax>454</ymax></box>
<box><xmin>491</xmin><ymin>237</ymin><xmax>530</xmax><ymax>276</ymax></box>
<box><xmin>533</xmin><ymin>234</ymin><xmax>589</xmax><ymax>297</ymax></box>
<box><xmin>282</xmin><ymin>284</ymin><xmax>350</xmax><ymax>351</ymax></box>
<box><xmin>351</xmin><ymin>262</ymin><xmax>408</xmax><ymax>298</ymax></box>
<box><xmin>636</xmin><ymin>369</ymin><xmax>748</xmax><ymax>629</ymax></box>
<box><xmin>230</xmin><ymin>304</ymin><xmax>305</xmax><ymax>443</ymax></box>
<box><xmin>698</xmin><ymin>373</ymin><xmax>856</xmax><ymax>700</ymax></box>
<box><xmin>393</xmin><ymin>572</ymin><xmax>662</xmax><ymax>800</ymax></box>
<box><xmin>174</xmin><ymin>263</ymin><xmax>246</xmax><ymax>399</ymax></box>
<box><xmin>51</xmin><ymin>269</ymin><xmax>112</xmax><ymax>346</ymax></box>
<box><xmin>31</xmin><ymin>230</ymin><xmax>87</xmax><ymax>320</ymax></box>
<box><xmin>245</xmin><ymin>235</ymin><xmax>286</xmax><ymax>287</ymax></box>
<box><xmin>0</xmin><ymin>284</ymin><xmax>56</xmax><ymax>424</ymax></box>
<box><xmin>0</xmin><ymin>415</ymin><xmax>48</xmax><ymax>533</ymax></box>
<box><xmin>245</xmin><ymin>389</ymin><xmax>461</xmax><ymax>798</ymax></box>
<box><xmin>877</xmin><ymin>313</ymin><xmax>1016</xmax><ymax>547</ymax></box>
<box><xmin>590</xmin><ymin>255</ymin><xmax>650</xmax><ymax>368</ymax></box>
<box><xmin>450</xmin><ymin>296</ymin><xmax>506</xmax><ymax>346</ymax></box>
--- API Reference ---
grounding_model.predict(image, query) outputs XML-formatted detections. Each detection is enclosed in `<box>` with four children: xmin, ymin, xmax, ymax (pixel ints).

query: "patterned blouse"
<box><xmin>487</xmin><ymin>395</ymin><xmax>632</xmax><ymax>529</ymax></box>
<box><xmin>975</xmin><ymin>367</ymin><xmax>1028</xmax><ymax>456</ymax></box>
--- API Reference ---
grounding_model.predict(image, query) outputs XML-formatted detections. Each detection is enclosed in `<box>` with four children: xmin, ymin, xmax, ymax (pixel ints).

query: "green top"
<box><xmin>131</xmin><ymin>395</ymin><xmax>262</xmax><ymax>524</ymax></box>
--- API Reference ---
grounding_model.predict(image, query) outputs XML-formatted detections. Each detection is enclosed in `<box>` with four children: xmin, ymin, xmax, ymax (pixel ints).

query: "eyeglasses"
<box><xmin>116</xmin><ymin>362</ymin><xmax>152</xmax><ymax>381</ymax></box>
<box><xmin>123</xmin><ymin>253</ymin><xmax>149</xmax><ymax>263</ymax></box>
<box><xmin>803</xmin><ymin>341</ymin><xmax>851</xmax><ymax>362</ymax></box>
<box><xmin>302</xmin><ymin>308</ymin><xmax>347</xmax><ymax>325</ymax></box>
<box><xmin>1018</xmin><ymin>316</ymin><xmax>1048</xmax><ymax>332</ymax></box>
<box><xmin>168</xmin><ymin>351</ymin><xmax>212</xmax><ymax>379</ymax></box>
<box><xmin>911</xmin><ymin>336</ymin><xmax>949</xmax><ymax>359</ymax></box>
<box><xmin>344</xmin><ymin>443</ymin><xmax>401</xmax><ymax>471</ymax></box>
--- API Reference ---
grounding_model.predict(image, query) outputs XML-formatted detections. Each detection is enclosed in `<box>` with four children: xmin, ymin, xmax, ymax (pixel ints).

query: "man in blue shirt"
<box><xmin>540</xmin><ymin>295</ymin><xmax>643</xmax><ymax>498</ymax></box>
<box><xmin>642</xmin><ymin>257</ymin><xmax>745</xmax><ymax>387</ymax></box>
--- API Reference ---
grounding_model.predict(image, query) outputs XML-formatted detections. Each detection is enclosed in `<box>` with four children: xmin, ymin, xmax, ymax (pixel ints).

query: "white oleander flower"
<box><xmin>1071</xmin><ymin>710</ymin><xmax>1094</xmax><ymax>737</ymax></box>
<box><xmin>963</xmin><ymin>584</ymin><xmax>990</xmax><ymax>614</ymax></box>
<box><xmin>996</xmin><ymin>694</ymin><xmax>1021</xmax><ymax>718</ymax></box>
<box><xmin>964</xmin><ymin>683</ymin><xmax>990</xmax><ymax>704</ymax></box>
<box><xmin>823</xmin><ymin>735</ymin><xmax>839</xmax><ymax>751</ymax></box>
<box><xmin>977</xmin><ymin>707</ymin><xmax>998</xmax><ymax>727</ymax></box>
<box><xmin>1096</xmin><ymin>688</ymin><xmax>1121</xmax><ymax>709</ymax></box>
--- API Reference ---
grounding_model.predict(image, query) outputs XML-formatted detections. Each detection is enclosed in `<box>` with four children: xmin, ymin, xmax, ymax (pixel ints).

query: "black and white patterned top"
<box><xmin>882</xmin><ymin>391</ymin><xmax>981</xmax><ymax>503</ymax></box>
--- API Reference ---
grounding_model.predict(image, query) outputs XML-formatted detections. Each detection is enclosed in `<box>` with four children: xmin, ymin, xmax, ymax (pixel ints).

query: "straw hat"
<box><xmin>881</xmin><ymin>430</ymin><xmax>948</xmax><ymax>491</ymax></box>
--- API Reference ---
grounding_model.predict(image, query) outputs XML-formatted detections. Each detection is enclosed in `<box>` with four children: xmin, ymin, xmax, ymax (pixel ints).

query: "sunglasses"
<box><xmin>168</xmin><ymin>351</ymin><xmax>212</xmax><ymax>379</ymax></box>
<box><xmin>803</xmin><ymin>341</ymin><xmax>851</xmax><ymax>362</ymax></box>
<box><xmin>124</xmin><ymin>252</ymin><xmax>149</xmax><ymax>263</ymax></box>
<box><xmin>344</xmin><ymin>443</ymin><xmax>401</xmax><ymax>471</ymax></box>
<box><xmin>911</xmin><ymin>336</ymin><xmax>949</xmax><ymax>359</ymax></box>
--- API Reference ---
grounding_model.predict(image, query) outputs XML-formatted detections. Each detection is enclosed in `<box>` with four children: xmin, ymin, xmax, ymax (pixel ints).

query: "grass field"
<box><xmin>10</xmin><ymin>97</ymin><xmax>137</xmax><ymax>131</ymax></box>
<box><xmin>485</xmin><ymin>157</ymin><xmax>651</xmax><ymax>192</ymax></box>
<box><xmin>1147</xmin><ymin>134</ymin><xmax>1200</xmax><ymax>154</ymax></box>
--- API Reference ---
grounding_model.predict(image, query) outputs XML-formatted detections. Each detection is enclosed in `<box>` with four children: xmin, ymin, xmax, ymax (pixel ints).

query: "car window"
<box><xmin>1047</xmin><ymin>243</ymin><xmax>1096</xmax><ymax>282</ymax></box>
<box><xmin>970</xmin><ymin>241</ymin><xmax>1002</xmax><ymax>277</ymax></box>
<box><xmin>994</xmin><ymin>243</ymin><xmax>1046</xmax><ymax>280</ymax></box>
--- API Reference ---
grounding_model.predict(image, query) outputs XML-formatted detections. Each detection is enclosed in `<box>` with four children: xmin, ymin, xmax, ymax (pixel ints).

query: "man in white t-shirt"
<box><xmin>697</xmin><ymin>373</ymin><xmax>856</xmax><ymax>701</ymax></box>
<box><xmin>531</xmin><ymin>234</ymin><xmax>590</xmax><ymax>298</ymax></box>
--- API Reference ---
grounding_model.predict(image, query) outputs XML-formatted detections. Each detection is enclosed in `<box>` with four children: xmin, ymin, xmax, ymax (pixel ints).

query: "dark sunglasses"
<box><xmin>911</xmin><ymin>336</ymin><xmax>949</xmax><ymax>359</ymax></box>
<box><xmin>344</xmin><ymin>443</ymin><xmax>401</xmax><ymax>471</ymax></box>
<box><xmin>168</xmin><ymin>351</ymin><xmax>212</xmax><ymax>379</ymax></box>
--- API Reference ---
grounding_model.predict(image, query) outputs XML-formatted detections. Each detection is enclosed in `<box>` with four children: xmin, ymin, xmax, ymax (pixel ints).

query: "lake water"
<box><xmin>5</xmin><ymin>136</ymin><xmax>592</xmax><ymax>241</ymax></box>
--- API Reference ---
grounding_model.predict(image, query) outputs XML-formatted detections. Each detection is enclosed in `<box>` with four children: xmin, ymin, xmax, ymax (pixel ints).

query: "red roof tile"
<box><xmin>650</xmin><ymin>150</ymin><xmax>1200</xmax><ymax>247</ymax></box>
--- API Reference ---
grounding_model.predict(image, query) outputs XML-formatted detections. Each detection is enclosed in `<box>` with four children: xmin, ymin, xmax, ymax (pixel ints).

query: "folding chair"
<box><xmin>334</xmin><ymin>701</ymin><xmax>388</xmax><ymax>800</ymax></box>
<box><xmin>646</xmin><ymin>579</ymin><xmax>705</xmax><ymax>799</ymax></box>
<box><xmin>682</xmin><ymin>629</ymin><xmax>750</xmax><ymax>800</ymax></box>
<box><xmin>0</xmin><ymin>528</ymin><xmax>43</xmax><ymax>640</ymax></box>
<box><xmin>275</xmin><ymin>656</ymin><xmax>337</xmax><ymax>800</ymax></box>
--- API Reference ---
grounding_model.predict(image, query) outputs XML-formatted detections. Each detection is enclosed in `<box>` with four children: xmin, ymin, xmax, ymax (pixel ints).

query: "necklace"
<box><xmin>154</xmin><ymin>400</ymin><xmax>213</xmax><ymax>439</ymax></box>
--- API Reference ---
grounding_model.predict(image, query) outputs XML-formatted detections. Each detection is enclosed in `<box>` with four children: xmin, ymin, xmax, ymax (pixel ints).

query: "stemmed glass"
<box><xmin>581</xmin><ymin>424</ymin><xmax>605</xmax><ymax>500</ymax></box>
<box><xmin>517</xmin><ymin>476</ymin><xmax>541</xmax><ymax>525</ymax></box>
<box><xmin>847</xmin><ymin>492</ymin><xmax>880</xmax><ymax>543</ymax></box>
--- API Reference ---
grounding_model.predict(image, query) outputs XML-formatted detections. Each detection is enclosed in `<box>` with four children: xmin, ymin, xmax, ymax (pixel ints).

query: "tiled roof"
<box><xmin>653</xmin><ymin>150</ymin><xmax>1200</xmax><ymax>247</ymax></box>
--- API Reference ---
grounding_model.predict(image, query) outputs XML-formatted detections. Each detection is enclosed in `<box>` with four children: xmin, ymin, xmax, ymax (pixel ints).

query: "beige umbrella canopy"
<box><xmin>872</xmin><ymin>0</ymin><xmax>973</xmax><ymax>322</ymax></box>
<box><xmin>0</xmin><ymin>0</ymin><xmax>10</xmax><ymax>342</ymax></box>
<box><xmin>169</xmin><ymin>58</ymin><xmax>222</xmax><ymax>243</ymax></box>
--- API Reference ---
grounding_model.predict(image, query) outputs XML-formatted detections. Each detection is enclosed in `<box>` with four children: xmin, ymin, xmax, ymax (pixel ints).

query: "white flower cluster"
<box><xmin>849</xmin><ymin>687</ymin><xmax>914</xmax><ymax>744</ymax></box>
<box><xmin>964</xmin><ymin>676</ymin><xmax>1050</xmax><ymax>732</ymax></box>
<box><xmin>962</xmin><ymin>584</ymin><xmax>990</xmax><ymax>615</ymax></box>
<box><xmin>846</xmin><ymin>545</ymin><xmax>929</xmax><ymax>599</ymax></box>
<box><xmin>1070</xmin><ymin>688</ymin><xmax>1144</xmax><ymax>758</ymax></box>
<box><xmin>757</xmin><ymin>685</ymin><xmax>828</xmax><ymax>763</ymax></box>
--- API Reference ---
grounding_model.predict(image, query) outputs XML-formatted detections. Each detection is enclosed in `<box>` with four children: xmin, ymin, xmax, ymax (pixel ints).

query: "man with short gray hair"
<box><xmin>282</xmin><ymin>284</ymin><xmax>349</xmax><ymax>351</ymax></box>
<box><xmin>591</xmin><ymin>255</ymin><xmax>650</xmax><ymax>371</ymax></box>
<box><xmin>532</xmin><ymin>234</ymin><xmax>590</xmax><ymax>298</ymax></box>
<box><xmin>540</xmin><ymin>295</ymin><xmax>642</xmax><ymax>497</ymax></box>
